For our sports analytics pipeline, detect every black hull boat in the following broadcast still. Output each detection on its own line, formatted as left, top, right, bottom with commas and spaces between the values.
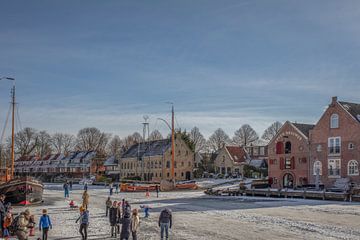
0, 176, 44, 205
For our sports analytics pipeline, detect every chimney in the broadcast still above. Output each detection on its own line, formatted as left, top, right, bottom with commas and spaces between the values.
332, 96, 338, 104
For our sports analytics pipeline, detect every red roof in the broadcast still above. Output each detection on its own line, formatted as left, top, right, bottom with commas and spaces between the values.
225, 146, 248, 163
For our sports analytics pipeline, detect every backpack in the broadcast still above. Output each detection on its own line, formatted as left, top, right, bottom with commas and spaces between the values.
8, 214, 20, 235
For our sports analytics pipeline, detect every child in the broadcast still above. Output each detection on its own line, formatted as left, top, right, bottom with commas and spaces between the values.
105, 197, 112, 217
29, 214, 36, 236
39, 209, 52, 240
3, 212, 12, 239
76, 206, 89, 240
131, 209, 140, 240
140, 205, 151, 218
69, 200, 78, 209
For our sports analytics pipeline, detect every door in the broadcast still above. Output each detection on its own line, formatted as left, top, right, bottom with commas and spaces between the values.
283, 173, 294, 188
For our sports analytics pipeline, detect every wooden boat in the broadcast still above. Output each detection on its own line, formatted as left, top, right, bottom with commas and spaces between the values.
121, 183, 157, 192
0, 80, 44, 205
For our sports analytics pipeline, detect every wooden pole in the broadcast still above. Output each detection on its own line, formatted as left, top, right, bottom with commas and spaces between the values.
11, 85, 15, 179
171, 105, 175, 186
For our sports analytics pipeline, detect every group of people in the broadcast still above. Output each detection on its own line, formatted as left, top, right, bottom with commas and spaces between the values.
105, 196, 172, 240
0, 193, 52, 240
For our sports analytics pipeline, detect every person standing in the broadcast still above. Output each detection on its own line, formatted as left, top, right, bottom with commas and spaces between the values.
155, 185, 160, 198
69, 181, 73, 191
158, 208, 172, 240
109, 182, 113, 196
84, 182, 88, 191
145, 188, 150, 198
115, 183, 119, 194
76, 207, 89, 240
63, 182, 70, 198
130, 209, 140, 240
120, 207, 131, 240
3, 212, 12, 239
82, 190, 89, 210
15, 209, 32, 240
39, 209, 52, 240
0, 194, 6, 237
105, 197, 112, 217
121, 199, 126, 218
109, 201, 118, 237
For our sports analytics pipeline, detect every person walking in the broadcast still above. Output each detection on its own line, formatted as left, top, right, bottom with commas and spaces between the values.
115, 183, 119, 194
0, 194, 6, 237
109, 182, 113, 196
84, 182, 88, 191
15, 209, 32, 240
109, 201, 118, 237
63, 182, 70, 198
39, 209, 52, 240
105, 197, 112, 217
76, 206, 89, 240
116, 201, 122, 235
82, 190, 89, 210
130, 209, 140, 240
158, 208, 172, 240
120, 207, 131, 240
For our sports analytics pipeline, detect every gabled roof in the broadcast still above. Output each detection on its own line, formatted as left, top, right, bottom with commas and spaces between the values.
247, 159, 268, 169
104, 156, 118, 166
291, 123, 315, 138
225, 146, 248, 163
121, 139, 171, 159
339, 101, 360, 123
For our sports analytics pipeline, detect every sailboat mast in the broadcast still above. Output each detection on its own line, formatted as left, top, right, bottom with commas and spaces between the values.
11, 84, 15, 179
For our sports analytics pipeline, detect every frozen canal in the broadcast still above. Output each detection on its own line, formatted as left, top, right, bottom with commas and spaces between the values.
13, 184, 360, 240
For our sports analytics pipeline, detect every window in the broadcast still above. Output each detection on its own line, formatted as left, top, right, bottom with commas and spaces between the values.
167, 172, 170, 177
328, 137, 341, 154
174, 161, 177, 168
276, 142, 284, 154
316, 145, 322, 152
166, 161, 170, 168
348, 143, 354, 150
313, 161, 322, 175
330, 114, 339, 128
285, 141, 292, 154
181, 172, 184, 177
285, 158, 292, 169
328, 159, 341, 176
348, 160, 359, 176
181, 162, 184, 167
259, 147, 265, 156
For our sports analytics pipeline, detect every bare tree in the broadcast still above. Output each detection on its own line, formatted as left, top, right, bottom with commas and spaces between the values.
132, 132, 143, 143
76, 127, 110, 154
51, 133, 75, 155
149, 130, 163, 141
233, 124, 259, 146
35, 130, 52, 157
262, 121, 283, 142
207, 128, 231, 152
14, 127, 38, 157
190, 127, 206, 153
107, 135, 124, 157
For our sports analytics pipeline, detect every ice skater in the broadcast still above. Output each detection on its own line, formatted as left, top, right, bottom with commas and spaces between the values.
39, 209, 52, 240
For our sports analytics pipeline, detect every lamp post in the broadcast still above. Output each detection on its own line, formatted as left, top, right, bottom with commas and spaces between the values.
0, 77, 15, 181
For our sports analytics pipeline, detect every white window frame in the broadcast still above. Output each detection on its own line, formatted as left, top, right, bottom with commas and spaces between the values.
348, 160, 359, 176
348, 143, 354, 150
328, 159, 341, 177
328, 137, 341, 155
313, 161, 322, 175
330, 114, 339, 128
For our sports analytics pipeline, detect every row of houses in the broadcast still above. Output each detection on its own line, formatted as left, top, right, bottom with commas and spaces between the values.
269, 96, 360, 189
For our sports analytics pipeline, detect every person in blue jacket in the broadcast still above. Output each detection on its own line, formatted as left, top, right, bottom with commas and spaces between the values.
39, 209, 52, 240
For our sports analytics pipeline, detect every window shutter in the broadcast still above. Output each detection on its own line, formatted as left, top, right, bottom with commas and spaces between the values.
280, 157, 284, 170
291, 157, 295, 169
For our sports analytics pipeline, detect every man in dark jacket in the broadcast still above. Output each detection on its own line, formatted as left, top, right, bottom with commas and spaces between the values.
0, 194, 5, 237
120, 208, 131, 240
158, 208, 172, 240
109, 201, 118, 237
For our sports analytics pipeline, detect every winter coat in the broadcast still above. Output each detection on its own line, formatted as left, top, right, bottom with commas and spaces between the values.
82, 192, 89, 206
109, 207, 118, 226
39, 214, 52, 230
76, 211, 89, 225
159, 209, 172, 228
18, 213, 30, 232
131, 215, 140, 233
106, 199, 112, 208
120, 216, 131, 239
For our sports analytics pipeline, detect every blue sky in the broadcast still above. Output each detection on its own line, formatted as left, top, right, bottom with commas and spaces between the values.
0, 0, 360, 138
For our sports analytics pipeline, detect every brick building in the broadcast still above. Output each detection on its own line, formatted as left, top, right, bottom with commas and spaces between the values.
268, 121, 314, 188
119, 137, 194, 182
310, 97, 360, 187
214, 146, 249, 177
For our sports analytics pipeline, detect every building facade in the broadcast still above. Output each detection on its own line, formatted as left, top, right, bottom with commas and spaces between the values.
119, 137, 195, 182
214, 146, 249, 177
310, 97, 360, 187
268, 121, 314, 188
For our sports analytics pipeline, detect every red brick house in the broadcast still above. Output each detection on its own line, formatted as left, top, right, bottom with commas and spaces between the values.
310, 97, 360, 188
268, 121, 314, 188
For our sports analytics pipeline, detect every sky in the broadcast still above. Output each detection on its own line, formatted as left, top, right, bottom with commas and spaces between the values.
0, 0, 360, 139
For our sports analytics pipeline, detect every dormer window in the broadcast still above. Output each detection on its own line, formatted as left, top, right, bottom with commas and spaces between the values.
330, 114, 339, 128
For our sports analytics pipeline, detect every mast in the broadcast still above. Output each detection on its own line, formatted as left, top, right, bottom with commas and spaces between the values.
11, 84, 15, 179
171, 104, 175, 184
